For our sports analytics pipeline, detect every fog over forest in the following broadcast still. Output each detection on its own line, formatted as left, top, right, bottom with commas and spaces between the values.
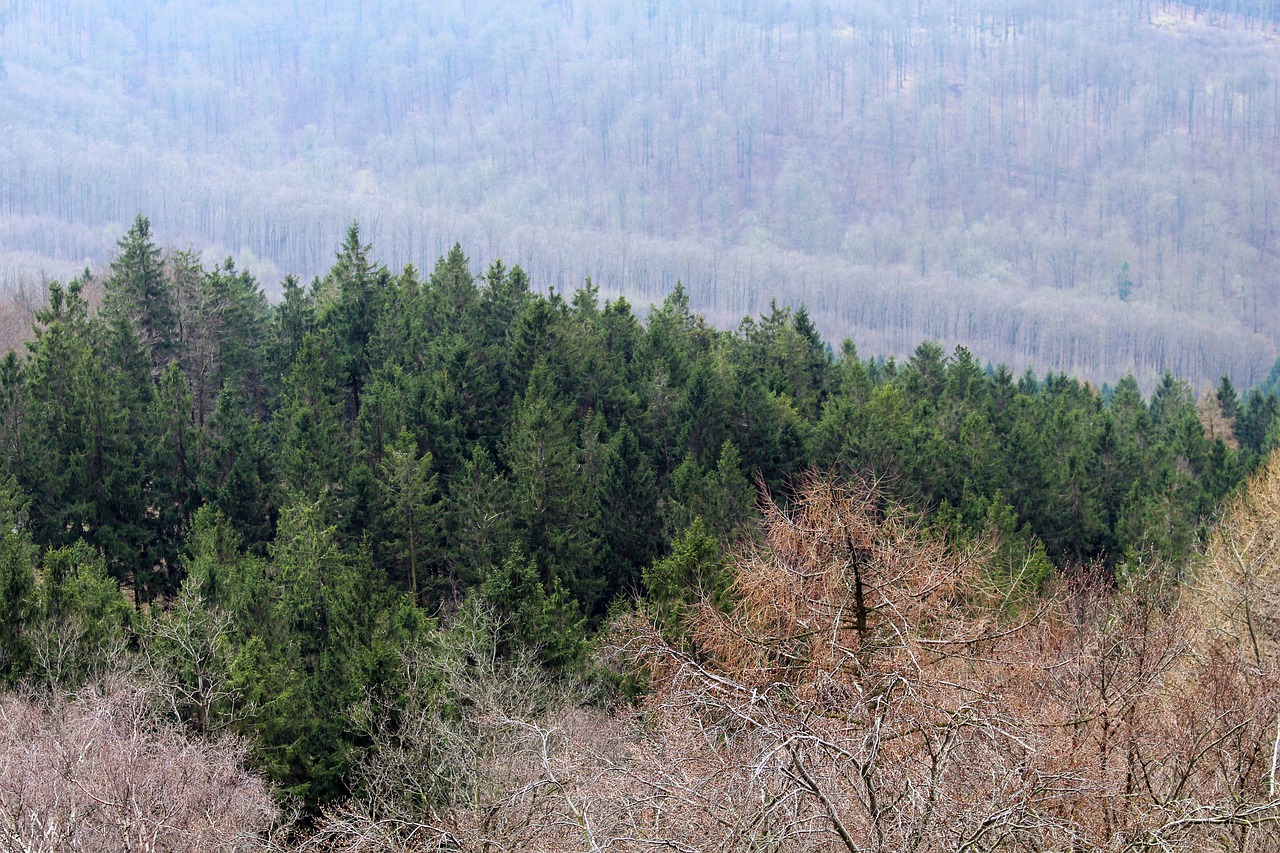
12, 3, 1280, 847
2, 0, 1280, 386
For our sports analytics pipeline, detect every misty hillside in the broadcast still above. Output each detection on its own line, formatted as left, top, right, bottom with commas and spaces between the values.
1, 215, 1280, 847
2, 0, 1280, 386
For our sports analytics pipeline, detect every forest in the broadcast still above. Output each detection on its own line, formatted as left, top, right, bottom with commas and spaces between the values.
5, 0, 1280, 387
2, 220, 1280, 849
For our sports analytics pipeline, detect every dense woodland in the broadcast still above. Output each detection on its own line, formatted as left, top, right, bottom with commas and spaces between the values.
1, 221, 1280, 849
5, 0, 1280, 386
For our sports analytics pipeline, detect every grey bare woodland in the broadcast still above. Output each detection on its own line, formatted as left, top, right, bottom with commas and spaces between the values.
3, 0, 1280, 385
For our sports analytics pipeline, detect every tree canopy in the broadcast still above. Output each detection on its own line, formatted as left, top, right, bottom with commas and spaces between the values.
0, 223, 1275, 830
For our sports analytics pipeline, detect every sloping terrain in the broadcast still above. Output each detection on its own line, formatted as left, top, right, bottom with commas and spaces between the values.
1, 0, 1279, 386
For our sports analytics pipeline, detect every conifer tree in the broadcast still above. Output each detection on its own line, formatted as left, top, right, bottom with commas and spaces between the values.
642, 517, 729, 639
365, 265, 422, 372
445, 445, 513, 591
145, 364, 198, 592
104, 215, 177, 373
269, 273, 314, 389
354, 367, 408, 463
266, 498, 364, 802
22, 277, 148, 597
198, 386, 275, 548
187, 259, 269, 420
594, 424, 660, 607
169, 248, 204, 369
319, 223, 385, 419
274, 332, 350, 503
502, 362, 598, 607
263, 496, 406, 805
480, 547, 587, 669
34, 542, 132, 685
0, 481, 37, 684
377, 429, 440, 601
424, 243, 478, 333
480, 261, 530, 413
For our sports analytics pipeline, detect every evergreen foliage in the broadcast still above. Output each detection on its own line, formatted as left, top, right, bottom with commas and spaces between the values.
0, 223, 1276, 814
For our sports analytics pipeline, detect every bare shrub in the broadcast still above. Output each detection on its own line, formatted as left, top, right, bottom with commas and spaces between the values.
0, 679, 277, 853
304, 599, 608, 852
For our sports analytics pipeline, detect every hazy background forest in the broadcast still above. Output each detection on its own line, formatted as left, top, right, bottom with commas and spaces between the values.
10, 2, 1280, 845
2, 0, 1280, 387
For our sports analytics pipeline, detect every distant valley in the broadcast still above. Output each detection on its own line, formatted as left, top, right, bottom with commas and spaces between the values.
2, 0, 1279, 387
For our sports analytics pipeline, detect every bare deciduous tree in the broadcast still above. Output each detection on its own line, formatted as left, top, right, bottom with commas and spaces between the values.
0, 679, 278, 853
145, 581, 245, 735
302, 472, 1280, 852
305, 599, 606, 852
1197, 450, 1280, 666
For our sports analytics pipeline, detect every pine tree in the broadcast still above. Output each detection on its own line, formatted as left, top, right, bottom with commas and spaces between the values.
145, 364, 199, 593
594, 424, 660, 608
502, 363, 598, 607
0, 481, 37, 684
377, 429, 440, 601
105, 215, 177, 373
675, 357, 732, 466
366, 265, 423, 372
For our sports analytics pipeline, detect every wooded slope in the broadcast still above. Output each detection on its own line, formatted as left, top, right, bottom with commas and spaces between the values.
0, 220, 1273, 812
3, 0, 1280, 385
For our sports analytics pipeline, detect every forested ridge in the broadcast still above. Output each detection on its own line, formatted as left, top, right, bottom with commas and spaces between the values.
5, 0, 1280, 386
1, 220, 1280, 849
2, 217, 1272, 617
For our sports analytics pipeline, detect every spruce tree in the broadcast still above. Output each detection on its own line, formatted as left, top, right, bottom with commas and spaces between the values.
274, 332, 350, 503
0, 481, 37, 684
377, 429, 440, 601
480, 547, 587, 669
22, 277, 149, 597
445, 445, 513, 591
319, 223, 385, 419
594, 424, 660, 607
502, 363, 598, 607
198, 386, 275, 548
269, 273, 314, 390
145, 364, 199, 593
105, 215, 177, 372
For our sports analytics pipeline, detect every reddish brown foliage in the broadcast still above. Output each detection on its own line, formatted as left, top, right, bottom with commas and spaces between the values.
311, 472, 1280, 852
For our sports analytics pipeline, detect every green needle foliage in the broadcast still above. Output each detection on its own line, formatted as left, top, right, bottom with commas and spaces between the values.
0, 222, 1275, 813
